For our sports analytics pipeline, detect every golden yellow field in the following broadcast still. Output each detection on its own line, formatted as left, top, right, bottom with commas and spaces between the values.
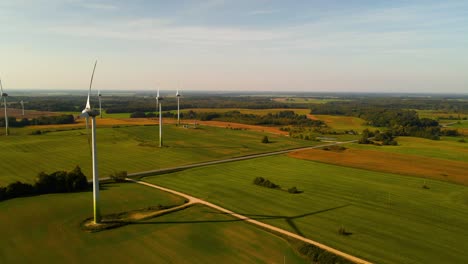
289, 147, 468, 185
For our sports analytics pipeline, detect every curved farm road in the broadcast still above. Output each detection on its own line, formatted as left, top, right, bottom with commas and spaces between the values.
127, 178, 372, 264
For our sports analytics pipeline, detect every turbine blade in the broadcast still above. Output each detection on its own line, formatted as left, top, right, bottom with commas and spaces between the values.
86, 60, 98, 110
0, 78, 3, 94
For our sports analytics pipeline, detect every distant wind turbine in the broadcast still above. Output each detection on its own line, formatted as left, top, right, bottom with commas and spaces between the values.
156, 88, 163, 147
20, 100, 25, 116
81, 60, 102, 224
176, 87, 181, 126
0, 78, 9, 136
97, 88, 102, 118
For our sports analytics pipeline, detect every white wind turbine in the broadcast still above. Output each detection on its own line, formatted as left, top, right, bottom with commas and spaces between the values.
176, 87, 181, 126
81, 60, 102, 224
20, 100, 25, 116
156, 88, 163, 147
0, 78, 9, 136
98, 88, 102, 118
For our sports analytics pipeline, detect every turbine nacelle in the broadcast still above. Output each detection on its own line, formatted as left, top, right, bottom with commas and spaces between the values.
1, 93, 7, 97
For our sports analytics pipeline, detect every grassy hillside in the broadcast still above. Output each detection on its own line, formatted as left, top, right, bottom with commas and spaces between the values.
0, 125, 313, 185
144, 156, 468, 264
0, 183, 305, 263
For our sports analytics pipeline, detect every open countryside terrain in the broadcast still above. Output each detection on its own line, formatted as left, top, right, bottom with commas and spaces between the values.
289, 144, 468, 185
351, 136, 468, 162
0, 182, 305, 263
144, 155, 468, 264
0, 124, 314, 185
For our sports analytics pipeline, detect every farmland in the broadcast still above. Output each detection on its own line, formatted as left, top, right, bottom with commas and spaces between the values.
289, 145, 468, 185
0, 124, 313, 185
144, 155, 468, 264
351, 136, 468, 162
0, 182, 305, 263
308, 114, 376, 132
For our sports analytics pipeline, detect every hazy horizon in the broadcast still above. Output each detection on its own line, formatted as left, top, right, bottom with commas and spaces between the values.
1, 1, 467, 93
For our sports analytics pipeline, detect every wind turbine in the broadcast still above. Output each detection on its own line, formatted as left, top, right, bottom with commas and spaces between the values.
0, 78, 9, 136
176, 87, 181, 126
97, 88, 102, 118
81, 60, 101, 224
20, 100, 25, 116
156, 88, 163, 147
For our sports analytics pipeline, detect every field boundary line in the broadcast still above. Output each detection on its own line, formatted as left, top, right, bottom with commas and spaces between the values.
126, 140, 357, 178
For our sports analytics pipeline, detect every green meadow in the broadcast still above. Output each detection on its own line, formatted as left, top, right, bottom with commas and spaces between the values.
351, 136, 468, 162
0, 183, 305, 263
0, 125, 313, 185
144, 155, 468, 264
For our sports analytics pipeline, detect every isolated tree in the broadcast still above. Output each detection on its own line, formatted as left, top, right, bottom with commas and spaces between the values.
262, 136, 270, 143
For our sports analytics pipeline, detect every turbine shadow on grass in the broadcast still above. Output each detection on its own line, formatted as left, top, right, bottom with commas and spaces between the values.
133, 204, 351, 237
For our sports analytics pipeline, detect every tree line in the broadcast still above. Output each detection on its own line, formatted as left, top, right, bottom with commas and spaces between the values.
0, 166, 88, 202
0, 115, 75, 127
310, 103, 446, 140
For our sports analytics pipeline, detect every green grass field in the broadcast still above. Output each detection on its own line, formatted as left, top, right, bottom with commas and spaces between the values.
309, 115, 377, 132
416, 109, 468, 120
351, 136, 468, 162
0, 125, 313, 185
0, 183, 305, 263
144, 155, 468, 264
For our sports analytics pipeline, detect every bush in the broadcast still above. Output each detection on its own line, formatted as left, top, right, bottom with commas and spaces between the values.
288, 186, 302, 194
110, 171, 128, 183
0, 186, 6, 201
253, 177, 279, 189
130, 111, 147, 118
261, 136, 270, 143
6, 181, 35, 198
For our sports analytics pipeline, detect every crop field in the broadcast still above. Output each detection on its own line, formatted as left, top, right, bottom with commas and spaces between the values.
0, 124, 313, 185
0, 183, 304, 263
144, 155, 468, 264
351, 136, 468, 162
288, 146, 468, 185
416, 109, 468, 120
308, 114, 376, 132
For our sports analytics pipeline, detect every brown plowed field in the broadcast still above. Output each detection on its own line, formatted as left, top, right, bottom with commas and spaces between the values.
289, 148, 468, 185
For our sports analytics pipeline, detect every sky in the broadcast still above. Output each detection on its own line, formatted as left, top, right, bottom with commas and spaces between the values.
0, 0, 467, 93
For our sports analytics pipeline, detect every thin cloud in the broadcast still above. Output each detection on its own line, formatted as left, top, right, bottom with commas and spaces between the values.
249, 9, 278, 15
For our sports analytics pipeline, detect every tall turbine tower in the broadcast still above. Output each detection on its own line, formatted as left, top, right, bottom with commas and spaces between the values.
176, 87, 181, 126
81, 61, 101, 224
20, 100, 25, 116
156, 88, 163, 147
98, 88, 102, 118
0, 78, 9, 136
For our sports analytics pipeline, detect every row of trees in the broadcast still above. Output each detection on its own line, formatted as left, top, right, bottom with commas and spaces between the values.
0, 115, 75, 128
0, 166, 88, 201
186, 110, 325, 126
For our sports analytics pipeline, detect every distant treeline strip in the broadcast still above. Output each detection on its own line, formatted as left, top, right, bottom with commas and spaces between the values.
0, 114, 75, 127
132, 110, 326, 127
